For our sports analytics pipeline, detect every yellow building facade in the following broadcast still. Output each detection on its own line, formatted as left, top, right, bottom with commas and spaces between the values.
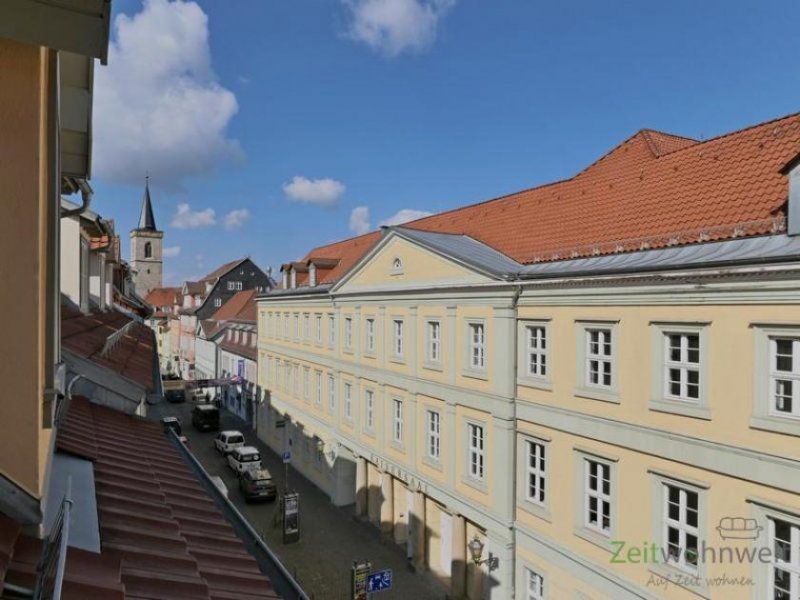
258, 116, 800, 599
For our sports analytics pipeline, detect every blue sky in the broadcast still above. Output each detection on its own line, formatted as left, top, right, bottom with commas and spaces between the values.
90, 0, 800, 285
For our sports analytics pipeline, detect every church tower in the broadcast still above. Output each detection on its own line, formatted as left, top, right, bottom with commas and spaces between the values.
130, 177, 163, 295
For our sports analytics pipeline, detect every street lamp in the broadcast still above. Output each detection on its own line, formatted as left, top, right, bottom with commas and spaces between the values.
468, 536, 499, 571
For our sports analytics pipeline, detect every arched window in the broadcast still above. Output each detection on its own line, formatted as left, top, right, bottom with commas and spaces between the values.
391, 256, 403, 274
144, 241, 152, 258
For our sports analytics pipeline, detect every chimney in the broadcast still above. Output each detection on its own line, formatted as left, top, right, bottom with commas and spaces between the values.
308, 263, 317, 287
788, 159, 800, 236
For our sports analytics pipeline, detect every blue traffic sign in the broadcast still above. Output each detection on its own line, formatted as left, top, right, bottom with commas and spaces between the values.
281, 451, 291, 463
366, 569, 392, 593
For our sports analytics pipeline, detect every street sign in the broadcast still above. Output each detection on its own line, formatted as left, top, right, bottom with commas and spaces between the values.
282, 491, 300, 544
366, 569, 393, 593
281, 450, 291, 463
351, 560, 371, 600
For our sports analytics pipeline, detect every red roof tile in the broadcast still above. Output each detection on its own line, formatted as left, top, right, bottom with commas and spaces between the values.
61, 302, 157, 392
210, 290, 257, 322
283, 113, 800, 282
145, 287, 182, 310
54, 397, 280, 599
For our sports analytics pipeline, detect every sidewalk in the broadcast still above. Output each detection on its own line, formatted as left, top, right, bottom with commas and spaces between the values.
151, 400, 448, 600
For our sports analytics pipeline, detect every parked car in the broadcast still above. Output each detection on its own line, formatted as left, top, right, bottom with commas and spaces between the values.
227, 446, 261, 475
214, 430, 245, 455
210, 475, 228, 498
164, 388, 185, 403
161, 417, 181, 435
191, 404, 219, 432
239, 468, 277, 502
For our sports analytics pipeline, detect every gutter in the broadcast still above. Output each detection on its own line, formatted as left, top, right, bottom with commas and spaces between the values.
60, 179, 93, 219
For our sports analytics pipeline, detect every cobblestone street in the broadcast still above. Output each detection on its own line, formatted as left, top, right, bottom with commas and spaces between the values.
151, 400, 448, 600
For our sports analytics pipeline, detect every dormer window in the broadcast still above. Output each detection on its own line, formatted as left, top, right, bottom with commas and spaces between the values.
391, 256, 403, 275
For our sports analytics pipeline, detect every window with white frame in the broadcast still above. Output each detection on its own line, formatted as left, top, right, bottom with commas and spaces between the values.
526, 325, 547, 378
525, 568, 544, 600
236, 281, 243, 290
365, 318, 375, 353
294, 314, 300, 339
427, 321, 441, 363
584, 459, 611, 535
227, 281, 235, 290
426, 410, 440, 460
303, 314, 310, 340
586, 328, 613, 388
664, 333, 700, 402
283, 313, 289, 339
315, 371, 322, 405
469, 323, 485, 370
328, 315, 335, 346
344, 317, 353, 350
303, 367, 309, 400
391, 398, 403, 443
662, 483, 700, 572
292, 364, 298, 395
393, 319, 404, 358
315, 314, 322, 343
344, 383, 352, 419
214, 297, 222, 307
526, 440, 546, 506
769, 516, 800, 600
467, 423, 485, 480
328, 374, 336, 410
771, 337, 800, 419
365, 390, 374, 431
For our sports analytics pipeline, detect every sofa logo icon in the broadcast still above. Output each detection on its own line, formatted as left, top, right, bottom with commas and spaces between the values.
716, 517, 763, 540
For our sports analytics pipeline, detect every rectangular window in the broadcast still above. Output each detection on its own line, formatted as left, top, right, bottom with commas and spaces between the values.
527, 326, 547, 378
365, 390, 374, 430
469, 323, 485, 370
663, 483, 700, 572
283, 313, 289, 339
467, 423, 485, 480
328, 315, 335, 347
328, 375, 336, 410
771, 337, 800, 418
769, 516, 800, 600
584, 459, 611, 535
294, 314, 300, 339
227, 281, 235, 290
345, 317, 353, 350
664, 333, 700, 402
586, 328, 612, 388
365, 318, 375, 353
526, 441, 546, 506
315, 371, 322, 405
525, 569, 544, 600
292, 364, 298, 395
303, 314, 310, 340
392, 398, 403, 443
427, 321, 441, 363
315, 315, 322, 343
303, 367, 309, 400
344, 383, 352, 419
236, 281, 243, 290
427, 410, 440, 460
393, 320, 404, 358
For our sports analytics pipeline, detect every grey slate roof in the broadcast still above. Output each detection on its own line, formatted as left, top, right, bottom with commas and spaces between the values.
392, 227, 523, 278
137, 179, 157, 231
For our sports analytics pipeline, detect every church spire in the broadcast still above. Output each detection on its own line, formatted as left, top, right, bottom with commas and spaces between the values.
138, 175, 157, 231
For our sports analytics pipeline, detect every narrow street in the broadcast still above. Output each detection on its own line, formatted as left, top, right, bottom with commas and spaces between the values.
150, 399, 448, 600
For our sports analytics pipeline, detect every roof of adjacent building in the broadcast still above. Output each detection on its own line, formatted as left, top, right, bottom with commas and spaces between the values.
210, 290, 257, 323
61, 300, 157, 392
47, 396, 280, 599
202, 258, 249, 283
144, 287, 182, 311
273, 112, 800, 292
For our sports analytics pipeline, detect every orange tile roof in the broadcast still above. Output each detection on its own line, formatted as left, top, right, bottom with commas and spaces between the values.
210, 289, 257, 322
144, 287, 182, 309
284, 113, 800, 282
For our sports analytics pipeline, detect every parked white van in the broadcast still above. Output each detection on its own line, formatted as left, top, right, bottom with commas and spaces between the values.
227, 446, 261, 474
214, 430, 245, 455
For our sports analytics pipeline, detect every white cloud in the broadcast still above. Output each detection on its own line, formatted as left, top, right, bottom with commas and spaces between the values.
349, 206, 371, 235
342, 0, 456, 56
171, 203, 216, 229
378, 208, 432, 227
224, 208, 251, 230
93, 0, 241, 189
283, 176, 346, 207
162, 245, 182, 258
